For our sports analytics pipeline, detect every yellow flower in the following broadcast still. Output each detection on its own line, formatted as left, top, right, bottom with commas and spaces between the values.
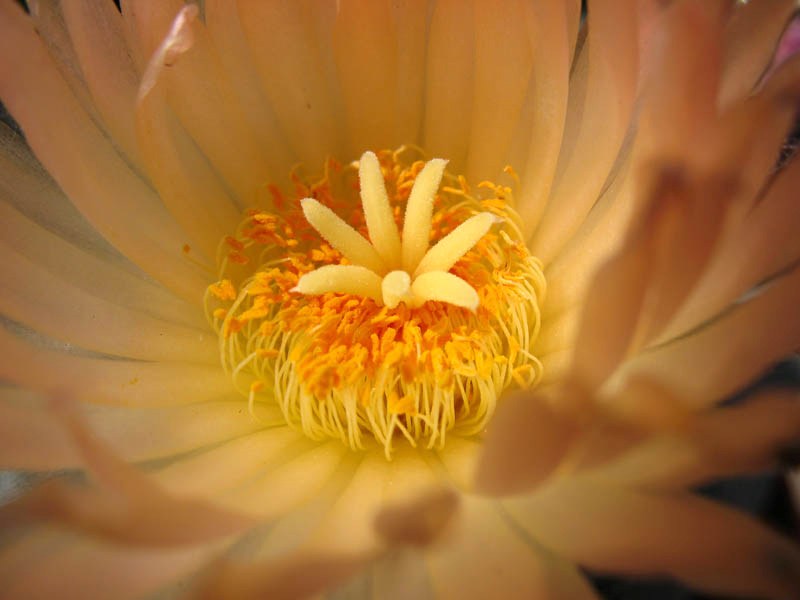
1, 1, 800, 598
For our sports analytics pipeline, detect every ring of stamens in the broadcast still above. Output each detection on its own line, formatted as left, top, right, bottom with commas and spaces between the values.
205, 147, 546, 458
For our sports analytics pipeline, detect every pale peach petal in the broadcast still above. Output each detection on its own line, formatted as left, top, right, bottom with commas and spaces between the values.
539, 154, 636, 322
0, 327, 233, 408
84, 401, 276, 463
136, 6, 243, 259
626, 170, 731, 348
25, 0, 104, 127
204, 0, 296, 184
119, 0, 185, 70
309, 449, 441, 554
593, 390, 800, 490
374, 485, 459, 548
218, 441, 349, 518
530, 0, 639, 263
538, 349, 572, 387
464, 0, 533, 183
619, 263, 800, 408
187, 548, 380, 600
237, 0, 343, 168
306, 452, 394, 554
514, 1, 571, 230
190, 487, 458, 600
548, 56, 800, 334
61, 0, 143, 167
719, 0, 798, 107
0, 529, 222, 600
141, 6, 275, 211
0, 174, 206, 332
564, 0, 582, 66
0, 400, 253, 546
333, 0, 401, 156
0, 388, 80, 470
567, 183, 671, 389
533, 306, 578, 357
0, 239, 216, 363
474, 390, 581, 496
391, 0, 428, 149
426, 496, 600, 599
152, 428, 308, 498
0, 3, 208, 302
635, 1, 726, 163
337, 548, 433, 600
422, 0, 475, 173
505, 478, 800, 599
662, 149, 800, 341
435, 436, 482, 491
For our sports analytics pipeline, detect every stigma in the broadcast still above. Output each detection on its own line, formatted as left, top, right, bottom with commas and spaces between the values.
205, 148, 546, 458
292, 152, 498, 312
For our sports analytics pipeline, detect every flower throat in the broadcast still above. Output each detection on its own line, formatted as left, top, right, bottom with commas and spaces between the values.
205, 148, 546, 458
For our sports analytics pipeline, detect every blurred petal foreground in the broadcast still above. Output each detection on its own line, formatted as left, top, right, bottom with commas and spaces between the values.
2, 1, 800, 598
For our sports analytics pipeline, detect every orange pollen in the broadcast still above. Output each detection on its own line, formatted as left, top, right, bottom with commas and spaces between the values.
205, 147, 546, 458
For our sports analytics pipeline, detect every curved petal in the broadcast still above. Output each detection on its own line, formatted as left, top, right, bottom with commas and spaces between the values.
0, 529, 222, 600
236, 0, 343, 168
140, 6, 273, 211
216, 441, 350, 519
530, 0, 639, 263
719, 0, 798, 107
661, 150, 800, 341
593, 389, 800, 490
0, 327, 233, 408
618, 263, 800, 408
61, 0, 143, 167
135, 6, 241, 259
84, 401, 276, 463
0, 164, 206, 331
464, 0, 533, 183
0, 3, 208, 302
0, 400, 254, 546
0, 388, 80, 470
333, 0, 401, 156
0, 239, 217, 363
152, 428, 309, 498
426, 496, 600, 599
515, 1, 572, 230
505, 478, 800, 599
422, 0, 475, 173
204, 0, 295, 185
475, 390, 581, 496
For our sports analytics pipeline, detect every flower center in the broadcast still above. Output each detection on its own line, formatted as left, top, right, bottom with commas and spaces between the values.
205, 147, 546, 458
